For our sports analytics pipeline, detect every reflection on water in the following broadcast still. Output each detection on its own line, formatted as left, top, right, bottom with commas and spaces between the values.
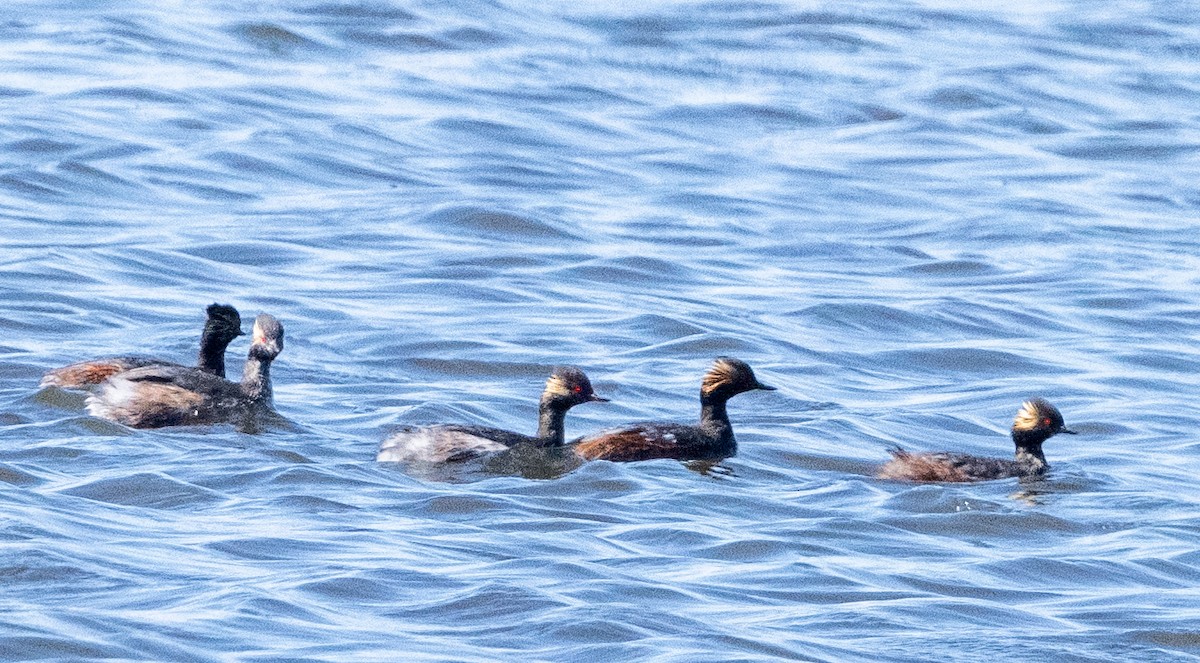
3, 0, 1200, 661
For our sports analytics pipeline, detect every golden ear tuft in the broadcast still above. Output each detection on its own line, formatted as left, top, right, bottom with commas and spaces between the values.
701, 358, 741, 395
1012, 400, 1042, 431
543, 372, 571, 397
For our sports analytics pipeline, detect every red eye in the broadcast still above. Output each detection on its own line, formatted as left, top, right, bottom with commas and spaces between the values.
1042, 418, 1052, 426
573, 385, 583, 393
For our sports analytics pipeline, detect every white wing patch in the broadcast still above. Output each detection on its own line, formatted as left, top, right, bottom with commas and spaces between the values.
377, 427, 507, 463
85, 375, 139, 419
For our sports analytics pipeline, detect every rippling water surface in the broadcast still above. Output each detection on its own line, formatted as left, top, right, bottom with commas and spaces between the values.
3, 1, 1200, 660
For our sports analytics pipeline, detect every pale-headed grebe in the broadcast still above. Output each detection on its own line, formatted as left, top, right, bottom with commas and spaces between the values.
85, 314, 283, 429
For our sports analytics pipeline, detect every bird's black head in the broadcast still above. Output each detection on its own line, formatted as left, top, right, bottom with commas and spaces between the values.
542, 366, 609, 409
204, 303, 244, 344
1011, 397, 1075, 447
700, 356, 776, 402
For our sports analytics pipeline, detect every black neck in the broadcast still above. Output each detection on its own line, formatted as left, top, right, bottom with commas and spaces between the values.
197, 331, 228, 377
536, 399, 569, 445
1012, 429, 1049, 471
700, 396, 729, 425
699, 392, 734, 444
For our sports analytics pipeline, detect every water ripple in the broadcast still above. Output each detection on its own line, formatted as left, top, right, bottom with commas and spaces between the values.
2, 0, 1200, 661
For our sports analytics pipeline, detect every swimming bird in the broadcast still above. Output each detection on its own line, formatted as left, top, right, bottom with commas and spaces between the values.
571, 357, 775, 462
85, 313, 283, 429
877, 398, 1076, 482
41, 303, 244, 388
378, 366, 608, 463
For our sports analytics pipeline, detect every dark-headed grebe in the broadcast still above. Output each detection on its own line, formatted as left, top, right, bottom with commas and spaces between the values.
377, 366, 608, 463
85, 314, 283, 429
571, 357, 775, 463
877, 398, 1076, 482
41, 304, 244, 389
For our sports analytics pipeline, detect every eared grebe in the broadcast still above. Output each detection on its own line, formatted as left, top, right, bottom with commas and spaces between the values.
41, 304, 244, 389
571, 357, 775, 463
377, 366, 608, 463
877, 398, 1076, 482
85, 314, 283, 429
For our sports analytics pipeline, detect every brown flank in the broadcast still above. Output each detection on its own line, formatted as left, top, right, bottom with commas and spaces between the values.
42, 361, 133, 388
575, 428, 680, 463
876, 449, 972, 482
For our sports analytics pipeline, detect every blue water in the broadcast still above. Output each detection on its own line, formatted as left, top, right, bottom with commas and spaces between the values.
3, 1, 1200, 660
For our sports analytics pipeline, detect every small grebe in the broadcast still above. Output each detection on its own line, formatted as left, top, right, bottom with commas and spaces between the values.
571, 357, 775, 463
377, 366, 607, 463
41, 303, 243, 388
877, 398, 1076, 482
85, 314, 283, 429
